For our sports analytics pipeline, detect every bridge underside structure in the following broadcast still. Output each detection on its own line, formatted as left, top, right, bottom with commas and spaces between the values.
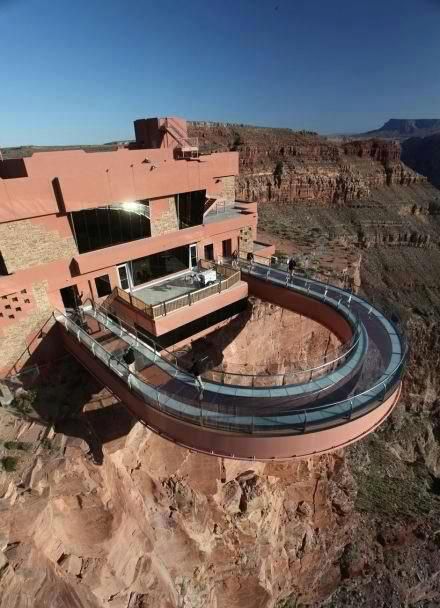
56, 261, 406, 461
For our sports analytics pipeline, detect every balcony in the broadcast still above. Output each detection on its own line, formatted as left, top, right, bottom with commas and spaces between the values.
203, 199, 257, 225
104, 261, 247, 336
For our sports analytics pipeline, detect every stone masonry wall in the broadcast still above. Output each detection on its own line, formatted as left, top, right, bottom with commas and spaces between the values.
0, 281, 54, 374
0, 219, 77, 273
150, 198, 179, 237
239, 226, 254, 254
221, 175, 236, 201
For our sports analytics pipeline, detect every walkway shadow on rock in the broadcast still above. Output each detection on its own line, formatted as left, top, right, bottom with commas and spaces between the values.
7, 357, 136, 466
55, 403, 136, 466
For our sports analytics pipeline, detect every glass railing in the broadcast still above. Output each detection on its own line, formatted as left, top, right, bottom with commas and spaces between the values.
89, 294, 365, 396
56, 301, 406, 437
204, 315, 363, 387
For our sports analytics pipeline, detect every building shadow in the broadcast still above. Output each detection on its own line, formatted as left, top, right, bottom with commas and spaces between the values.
7, 356, 136, 465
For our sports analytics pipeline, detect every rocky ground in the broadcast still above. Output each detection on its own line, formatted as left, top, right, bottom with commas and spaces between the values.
0, 361, 356, 608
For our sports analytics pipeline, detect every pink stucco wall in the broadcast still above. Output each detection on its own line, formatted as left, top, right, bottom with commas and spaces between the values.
0, 148, 239, 222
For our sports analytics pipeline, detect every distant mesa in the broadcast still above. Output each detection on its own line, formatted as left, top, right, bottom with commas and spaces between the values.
359, 118, 440, 140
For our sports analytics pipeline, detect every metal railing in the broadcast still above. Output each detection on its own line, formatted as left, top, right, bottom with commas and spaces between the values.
238, 251, 347, 284
204, 321, 363, 387
83, 301, 362, 405
55, 304, 406, 436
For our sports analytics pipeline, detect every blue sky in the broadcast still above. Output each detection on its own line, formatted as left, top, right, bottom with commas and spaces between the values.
2, 0, 440, 145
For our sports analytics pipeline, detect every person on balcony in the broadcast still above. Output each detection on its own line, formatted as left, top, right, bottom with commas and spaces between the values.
231, 249, 239, 268
246, 251, 254, 265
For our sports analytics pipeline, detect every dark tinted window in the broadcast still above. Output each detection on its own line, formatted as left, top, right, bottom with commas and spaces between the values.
95, 274, 112, 297
131, 245, 189, 286
204, 244, 214, 260
177, 190, 205, 228
0, 253, 8, 276
71, 202, 150, 254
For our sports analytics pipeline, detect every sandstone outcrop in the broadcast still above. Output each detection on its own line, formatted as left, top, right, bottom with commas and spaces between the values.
188, 122, 425, 205
0, 393, 356, 608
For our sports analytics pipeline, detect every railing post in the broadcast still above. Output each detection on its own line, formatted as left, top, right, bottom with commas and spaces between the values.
156, 388, 162, 411
381, 381, 387, 403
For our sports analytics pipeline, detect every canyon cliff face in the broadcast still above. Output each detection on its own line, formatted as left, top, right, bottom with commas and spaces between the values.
0, 383, 355, 608
188, 122, 425, 205
185, 297, 341, 385
402, 133, 440, 188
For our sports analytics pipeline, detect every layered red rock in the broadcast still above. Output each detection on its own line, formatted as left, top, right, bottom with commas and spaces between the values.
188, 122, 425, 204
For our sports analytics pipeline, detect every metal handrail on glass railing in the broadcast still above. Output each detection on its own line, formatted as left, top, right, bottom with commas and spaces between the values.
204, 315, 363, 387
81, 301, 364, 412
86, 267, 365, 392
92, 291, 363, 392
56, 308, 406, 438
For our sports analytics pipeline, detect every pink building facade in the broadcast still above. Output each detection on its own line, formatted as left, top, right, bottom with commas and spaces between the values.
0, 117, 273, 375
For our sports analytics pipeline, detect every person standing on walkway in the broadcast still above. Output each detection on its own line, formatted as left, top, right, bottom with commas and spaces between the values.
288, 257, 296, 281
123, 346, 136, 374
190, 357, 205, 400
231, 249, 239, 268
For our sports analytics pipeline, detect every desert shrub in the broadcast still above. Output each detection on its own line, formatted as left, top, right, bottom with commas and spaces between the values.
4, 441, 30, 451
1, 456, 17, 472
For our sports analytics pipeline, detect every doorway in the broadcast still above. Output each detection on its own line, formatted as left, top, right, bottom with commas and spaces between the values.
204, 243, 214, 261
189, 244, 197, 269
222, 238, 232, 258
60, 285, 81, 309
117, 264, 132, 291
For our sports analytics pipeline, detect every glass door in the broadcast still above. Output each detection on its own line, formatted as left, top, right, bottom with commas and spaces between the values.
117, 264, 131, 291
189, 243, 198, 269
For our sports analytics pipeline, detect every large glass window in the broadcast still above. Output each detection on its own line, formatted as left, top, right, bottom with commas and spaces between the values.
71, 201, 151, 254
176, 190, 205, 228
131, 245, 189, 287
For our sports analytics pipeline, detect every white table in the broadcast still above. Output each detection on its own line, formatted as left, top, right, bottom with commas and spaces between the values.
196, 269, 217, 287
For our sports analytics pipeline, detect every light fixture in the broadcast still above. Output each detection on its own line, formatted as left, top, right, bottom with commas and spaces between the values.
122, 201, 140, 212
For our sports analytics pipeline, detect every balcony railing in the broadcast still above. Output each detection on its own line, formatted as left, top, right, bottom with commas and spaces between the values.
105, 261, 241, 321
